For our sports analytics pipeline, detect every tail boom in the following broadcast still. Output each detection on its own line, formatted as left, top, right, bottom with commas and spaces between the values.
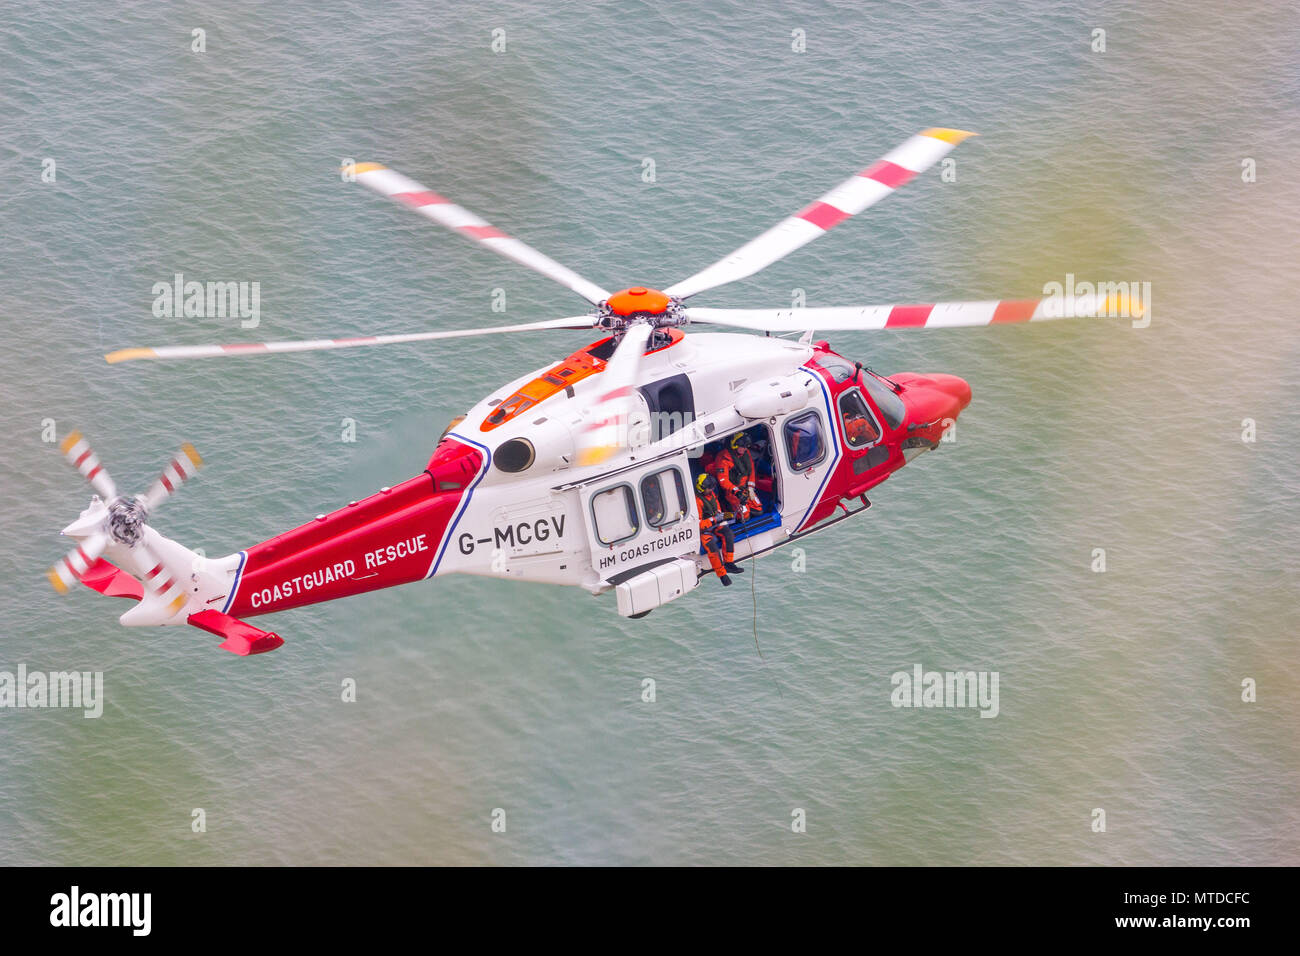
225, 440, 485, 617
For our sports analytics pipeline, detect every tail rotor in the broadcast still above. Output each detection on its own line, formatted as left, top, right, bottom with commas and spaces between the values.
47, 433, 203, 608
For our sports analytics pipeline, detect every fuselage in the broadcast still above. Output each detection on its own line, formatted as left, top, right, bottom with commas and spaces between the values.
212, 330, 971, 619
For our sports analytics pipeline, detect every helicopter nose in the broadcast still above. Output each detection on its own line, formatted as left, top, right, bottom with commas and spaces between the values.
892, 373, 972, 441
923, 373, 972, 410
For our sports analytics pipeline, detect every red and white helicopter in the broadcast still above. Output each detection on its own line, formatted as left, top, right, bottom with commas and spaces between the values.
50, 128, 1134, 653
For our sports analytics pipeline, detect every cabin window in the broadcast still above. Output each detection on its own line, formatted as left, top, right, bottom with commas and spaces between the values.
838, 390, 881, 448
639, 468, 688, 528
591, 484, 640, 545
783, 411, 827, 472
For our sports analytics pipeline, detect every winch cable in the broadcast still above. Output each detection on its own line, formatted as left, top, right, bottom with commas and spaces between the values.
748, 535, 782, 698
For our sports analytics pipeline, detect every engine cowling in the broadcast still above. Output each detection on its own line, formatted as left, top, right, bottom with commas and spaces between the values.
733, 374, 817, 419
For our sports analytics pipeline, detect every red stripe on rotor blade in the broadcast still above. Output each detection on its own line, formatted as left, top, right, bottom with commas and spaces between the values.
459, 225, 508, 240
991, 299, 1040, 323
85, 465, 102, 482
859, 160, 916, 189
885, 304, 935, 328
584, 413, 625, 431
392, 190, 449, 207
146, 564, 163, 578
75, 449, 92, 467
796, 201, 851, 231
160, 474, 175, 493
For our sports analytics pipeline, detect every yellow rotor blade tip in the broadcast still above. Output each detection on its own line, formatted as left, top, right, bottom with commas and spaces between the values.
105, 348, 156, 364
922, 128, 978, 144
577, 446, 615, 467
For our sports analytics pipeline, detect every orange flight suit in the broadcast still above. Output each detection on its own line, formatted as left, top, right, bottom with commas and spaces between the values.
696, 486, 735, 579
845, 415, 879, 445
716, 444, 764, 519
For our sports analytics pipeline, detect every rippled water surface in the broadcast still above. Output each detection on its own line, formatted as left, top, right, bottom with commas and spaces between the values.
1, 0, 1297, 865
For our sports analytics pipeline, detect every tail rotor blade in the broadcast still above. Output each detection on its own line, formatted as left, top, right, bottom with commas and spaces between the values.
47, 532, 109, 594
141, 444, 203, 512
135, 540, 191, 619
59, 431, 117, 500
575, 323, 654, 466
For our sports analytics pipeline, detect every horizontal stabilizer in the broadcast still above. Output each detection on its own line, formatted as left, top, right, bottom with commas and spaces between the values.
80, 559, 145, 600
188, 609, 285, 656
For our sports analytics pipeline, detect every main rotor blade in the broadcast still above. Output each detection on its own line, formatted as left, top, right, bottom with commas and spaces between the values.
575, 323, 654, 467
140, 444, 203, 513
47, 532, 109, 594
105, 315, 598, 364
59, 431, 118, 499
685, 291, 1147, 333
665, 128, 976, 300
345, 162, 611, 306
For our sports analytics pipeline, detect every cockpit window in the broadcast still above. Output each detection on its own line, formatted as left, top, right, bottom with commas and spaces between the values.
816, 354, 906, 431
860, 372, 906, 430
838, 390, 881, 447
815, 354, 856, 383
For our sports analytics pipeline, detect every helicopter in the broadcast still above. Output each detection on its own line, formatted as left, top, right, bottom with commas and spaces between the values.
49, 128, 1135, 653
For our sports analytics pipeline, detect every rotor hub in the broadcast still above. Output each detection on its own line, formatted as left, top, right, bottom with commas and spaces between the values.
107, 496, 148, 547
597, 287, 686, 332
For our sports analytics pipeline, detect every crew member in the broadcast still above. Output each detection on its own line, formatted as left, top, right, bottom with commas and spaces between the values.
696, 473, 743, 585
716, 432, 764, 521
844, 413, 879, 446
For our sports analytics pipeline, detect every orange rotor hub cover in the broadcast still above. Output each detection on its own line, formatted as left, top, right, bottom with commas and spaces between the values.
605, 286, 672, 316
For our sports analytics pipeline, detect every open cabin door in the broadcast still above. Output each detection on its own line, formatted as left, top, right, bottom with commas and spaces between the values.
580, 452, 700, 586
